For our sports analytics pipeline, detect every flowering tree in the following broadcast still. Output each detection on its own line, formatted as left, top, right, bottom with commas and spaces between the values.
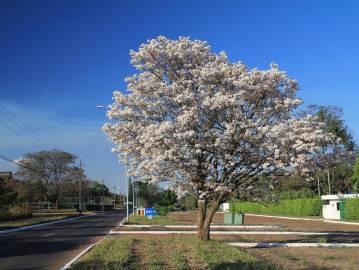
104, 36, 334, 240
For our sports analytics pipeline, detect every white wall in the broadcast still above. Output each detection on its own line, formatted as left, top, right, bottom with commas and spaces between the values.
222, 203, 230, 212
322, 200, 340, 220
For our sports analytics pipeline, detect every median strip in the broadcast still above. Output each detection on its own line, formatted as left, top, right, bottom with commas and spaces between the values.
110, 230, 359, 236
229, 242, 359, 248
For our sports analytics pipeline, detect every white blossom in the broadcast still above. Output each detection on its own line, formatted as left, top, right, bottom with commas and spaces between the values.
103, 36, 335, 203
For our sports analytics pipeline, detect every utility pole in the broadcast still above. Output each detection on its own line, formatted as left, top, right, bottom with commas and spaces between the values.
79, 161, 82, 215
126, 164, 129, 222
112, 186, 116, 210
101, 179, 105, 213
117, 176, 120, 208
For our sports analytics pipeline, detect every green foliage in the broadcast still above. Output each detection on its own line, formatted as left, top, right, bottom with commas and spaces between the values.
137, 182, 161, 208
278, 188, 316, 200
158, 189, 177, 206
86, 181, 109, 196
178, 193, 197, 210
344, 198, 359, 220
316, 106, 355, 151
352, 155, 359, 191
155, 189, 177, 216
157, 205, 175, 216
230, 198, 322, 217
0, 178, 17, 205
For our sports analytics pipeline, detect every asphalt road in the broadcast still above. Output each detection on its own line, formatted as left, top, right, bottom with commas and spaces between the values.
0, 210, 126, 270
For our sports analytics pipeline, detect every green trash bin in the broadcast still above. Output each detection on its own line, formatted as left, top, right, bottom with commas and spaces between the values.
224, 212, 244, 224
224, 212, 234, 224
233, 213, 244, 225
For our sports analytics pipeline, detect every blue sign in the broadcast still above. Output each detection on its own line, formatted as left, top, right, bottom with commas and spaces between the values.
144, 208, 159, 216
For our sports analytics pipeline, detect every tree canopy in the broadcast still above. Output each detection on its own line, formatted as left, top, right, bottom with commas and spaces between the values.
104, 36, 334, 240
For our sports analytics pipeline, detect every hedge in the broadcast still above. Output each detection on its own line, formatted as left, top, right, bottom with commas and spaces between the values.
230, 198, 322, 217
344, 198, 359, 220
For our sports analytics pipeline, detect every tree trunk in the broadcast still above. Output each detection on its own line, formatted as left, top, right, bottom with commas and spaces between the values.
197, 200, 206, 240
317, 175, 321, 196
197, 198, 222, 241
327, 169, 331, 195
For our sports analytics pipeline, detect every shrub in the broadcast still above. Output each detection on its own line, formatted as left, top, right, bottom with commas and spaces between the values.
157, 205, 174, 216
345, 198, 359, 220
0, 203, 32, 221
230, 198, 322, 217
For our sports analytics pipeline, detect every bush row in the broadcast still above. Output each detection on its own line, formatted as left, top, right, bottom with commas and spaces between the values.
230, 198, 322, 217
344, 198, 359, 220
0, 203, 32, 221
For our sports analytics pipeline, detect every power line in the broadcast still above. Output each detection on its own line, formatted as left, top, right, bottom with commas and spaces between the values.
0, 153, 35, 172
0, 104, 54, 150
0, 117, 41, 149
0, 104, 51, 149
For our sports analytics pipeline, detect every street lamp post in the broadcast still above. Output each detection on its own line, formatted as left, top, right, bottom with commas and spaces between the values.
126, 164, 129, 222
132, 178, 135, 214
97, 104, 130, 221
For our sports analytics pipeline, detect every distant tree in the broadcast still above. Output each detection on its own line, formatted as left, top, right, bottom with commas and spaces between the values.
304, 105, 357, 195
158, 189, 177, 207
352, 155, 359, 192
156, 189, 177, 215
15, 150, 77, 206
137, 182, 161, 208
104, 36, 334, 240
0, 176, 17, 205
178, 193, 197, 210
86, 180, 109, 196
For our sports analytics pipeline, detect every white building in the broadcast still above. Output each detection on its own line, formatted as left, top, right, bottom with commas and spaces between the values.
321, 194, 358, 220
220, 202, 230, 212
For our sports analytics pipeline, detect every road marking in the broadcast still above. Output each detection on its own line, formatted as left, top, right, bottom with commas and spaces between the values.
0, 214, 97, 236
229, 242, 359, 248
59, 244, 95, 270
43, 232, 55, 237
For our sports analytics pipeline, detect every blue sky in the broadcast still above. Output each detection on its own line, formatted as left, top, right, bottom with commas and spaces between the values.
0, 0, 358, 191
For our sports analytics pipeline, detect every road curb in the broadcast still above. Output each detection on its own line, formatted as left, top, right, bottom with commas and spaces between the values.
229, 242, 359, 248
109, 230, 359, 236
59, 244, 95, 270
59, 215, 127, 270
118, 224, 281, 229
0, 214, 97, 236
244, 213, 323, 221
323, 220, 359, 226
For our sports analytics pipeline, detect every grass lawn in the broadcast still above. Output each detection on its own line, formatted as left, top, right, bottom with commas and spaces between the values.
0, 211, 93, 231
247, 246, 359, 270
71, 235, 280, 270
